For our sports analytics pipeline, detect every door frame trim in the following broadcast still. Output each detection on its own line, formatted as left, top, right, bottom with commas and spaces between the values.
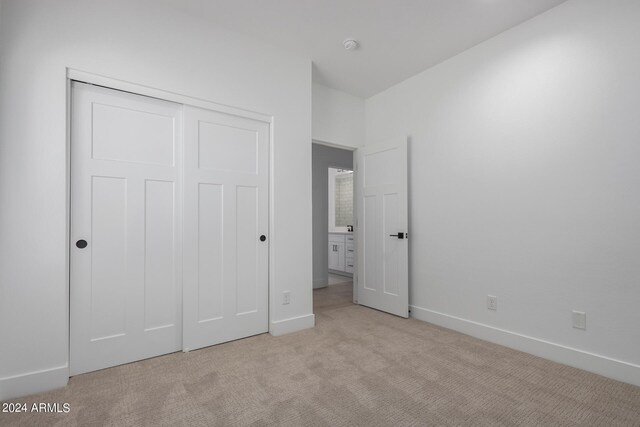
311, 140, 358, 303
67, 69, 272, 123
66, 68, 274, 378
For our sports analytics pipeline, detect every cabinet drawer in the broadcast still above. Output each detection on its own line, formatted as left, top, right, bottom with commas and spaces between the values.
329, 233, 345, 243
345, 263, 354, 273
346, 235, 354, 243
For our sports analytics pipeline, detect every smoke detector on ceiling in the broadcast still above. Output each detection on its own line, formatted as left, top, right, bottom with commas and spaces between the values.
343, 39, 359, 50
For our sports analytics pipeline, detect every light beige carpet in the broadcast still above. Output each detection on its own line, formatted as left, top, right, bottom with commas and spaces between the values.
2, 283, 640, 426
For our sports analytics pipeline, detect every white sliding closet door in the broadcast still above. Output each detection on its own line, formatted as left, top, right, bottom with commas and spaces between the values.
70, 82, 183, 375
182, 106, 269, 352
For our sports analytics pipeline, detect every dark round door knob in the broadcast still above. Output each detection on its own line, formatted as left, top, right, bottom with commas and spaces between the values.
76, 239, 88, 249
259, 235, 266, 242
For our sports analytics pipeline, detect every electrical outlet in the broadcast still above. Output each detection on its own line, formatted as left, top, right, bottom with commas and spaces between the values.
283, 291, 291, 305
572, 310, 586, 330
487, 295, 497, 311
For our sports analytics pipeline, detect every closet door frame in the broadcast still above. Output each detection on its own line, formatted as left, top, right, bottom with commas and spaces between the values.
65, 68, 274, 378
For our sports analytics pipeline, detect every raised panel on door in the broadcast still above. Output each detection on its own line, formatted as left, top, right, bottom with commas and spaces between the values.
90, 176, 127, 340
91, 103, 175, 166
197, 183, 224, 322
356, 138, 409, 318
362, 195, 380, 292
183, 105, 269, 352
144, 180, 178, 331
236, 185, 259, 315
70, 82, 182, 375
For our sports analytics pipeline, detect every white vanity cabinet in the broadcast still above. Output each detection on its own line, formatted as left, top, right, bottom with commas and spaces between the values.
345, 234, 355, 273
329, 233, 354, 275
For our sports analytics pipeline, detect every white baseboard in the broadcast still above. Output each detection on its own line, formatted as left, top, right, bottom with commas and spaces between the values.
410, 305, 640, 387
313, 279, 328, 289
328, 270, 353, 278
270, 314, 315, 337
0, 365, 68, 401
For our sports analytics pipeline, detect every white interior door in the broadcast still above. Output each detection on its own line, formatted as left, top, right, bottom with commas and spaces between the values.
182, 106, 269, 351
355, 138, 409, 317
70, 82, 183, 375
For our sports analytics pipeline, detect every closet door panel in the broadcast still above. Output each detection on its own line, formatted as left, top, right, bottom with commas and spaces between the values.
70, 82, 183, 375
183, 106, 269, 351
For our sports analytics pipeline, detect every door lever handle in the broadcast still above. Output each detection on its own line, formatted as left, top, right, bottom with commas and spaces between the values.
389, 232, 405, 239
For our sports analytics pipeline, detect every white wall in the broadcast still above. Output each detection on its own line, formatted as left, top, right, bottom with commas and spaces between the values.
328, 168, 339, 232
312, 82, 364, 148
366, 0, 640, 385
310, 83, 361, 288
0, 0, 312, 399
312, 144, 353, 288
328, 168, 341, 233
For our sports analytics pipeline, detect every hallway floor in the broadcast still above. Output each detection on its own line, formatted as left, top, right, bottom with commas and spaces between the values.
313, 276, 353, 314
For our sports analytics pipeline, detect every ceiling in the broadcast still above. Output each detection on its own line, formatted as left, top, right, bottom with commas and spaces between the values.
165, 0, 568, 98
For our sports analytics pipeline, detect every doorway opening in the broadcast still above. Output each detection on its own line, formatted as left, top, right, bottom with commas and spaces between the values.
313, 137, 410, 318
328, 168, 353, 271
311, 143, 356, 314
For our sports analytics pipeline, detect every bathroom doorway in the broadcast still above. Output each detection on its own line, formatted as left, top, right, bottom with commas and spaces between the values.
311, 143, 356, 313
